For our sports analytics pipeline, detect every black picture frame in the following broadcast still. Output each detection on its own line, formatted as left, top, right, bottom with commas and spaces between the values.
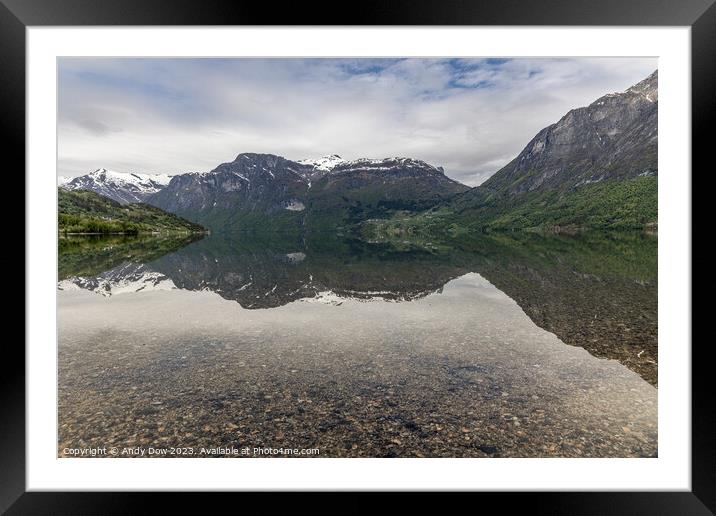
5, 0, 711, 511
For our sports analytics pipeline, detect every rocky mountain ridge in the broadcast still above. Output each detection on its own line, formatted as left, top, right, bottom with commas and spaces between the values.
481, 70, 657, 196
146, 153, 467, 231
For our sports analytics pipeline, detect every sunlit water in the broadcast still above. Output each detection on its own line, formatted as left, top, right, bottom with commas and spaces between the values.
57, 232, 657, 457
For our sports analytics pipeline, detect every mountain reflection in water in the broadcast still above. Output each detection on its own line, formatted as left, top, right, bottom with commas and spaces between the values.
59, 231, 657, 384
58, 231, 657, 457
61, 234, 469, 308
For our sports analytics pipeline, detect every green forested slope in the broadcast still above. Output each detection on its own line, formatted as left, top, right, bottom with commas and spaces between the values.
59, 188, 206, 234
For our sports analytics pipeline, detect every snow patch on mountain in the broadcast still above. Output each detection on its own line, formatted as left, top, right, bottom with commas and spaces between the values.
298, 154, 347, 171
330, 157, 446, 176
284, 199, 305, 211
61, 168, 175, 204
298, 155, 445, 177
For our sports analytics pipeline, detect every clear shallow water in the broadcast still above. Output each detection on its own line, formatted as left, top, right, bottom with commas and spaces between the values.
58, 232, 657, 457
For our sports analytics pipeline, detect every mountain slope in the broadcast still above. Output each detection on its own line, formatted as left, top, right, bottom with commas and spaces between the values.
148, 153, 468, 231
59, 188, 206, 234
147, 153, 312, 231
62, 168, 173, 204
481, 70, 657, 196
304, 157, 467, 229
410, 70, 658, 232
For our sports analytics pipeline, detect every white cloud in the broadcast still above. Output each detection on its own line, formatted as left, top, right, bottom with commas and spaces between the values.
58, 57, 657, 186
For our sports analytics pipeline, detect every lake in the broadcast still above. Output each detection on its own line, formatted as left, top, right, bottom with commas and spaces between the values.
57, 231, 657, 457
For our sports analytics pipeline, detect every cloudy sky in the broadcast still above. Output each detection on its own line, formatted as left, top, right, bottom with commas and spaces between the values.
58, 57, 656, 186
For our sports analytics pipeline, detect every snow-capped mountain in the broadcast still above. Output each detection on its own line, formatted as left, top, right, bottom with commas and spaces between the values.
147, 153, 468, 231
58, 175, 72, 186
61, 168, 174, 204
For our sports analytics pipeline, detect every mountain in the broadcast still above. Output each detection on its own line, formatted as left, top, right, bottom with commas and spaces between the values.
481, 70, 657, 195
305, 157, 465, 224
61, 168, 174, 204
147, 153, 468, 231
58, 188, 206, 234
371, 70, 658, 234
147, 153, 311, 231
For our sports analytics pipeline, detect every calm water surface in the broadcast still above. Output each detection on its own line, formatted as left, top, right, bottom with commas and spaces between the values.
57, 232, 657, 457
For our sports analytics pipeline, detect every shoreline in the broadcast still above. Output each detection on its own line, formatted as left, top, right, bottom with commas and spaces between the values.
59, 230, 209, 236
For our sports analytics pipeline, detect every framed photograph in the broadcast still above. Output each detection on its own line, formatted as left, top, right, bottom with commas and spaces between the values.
7, 0, 711, 510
